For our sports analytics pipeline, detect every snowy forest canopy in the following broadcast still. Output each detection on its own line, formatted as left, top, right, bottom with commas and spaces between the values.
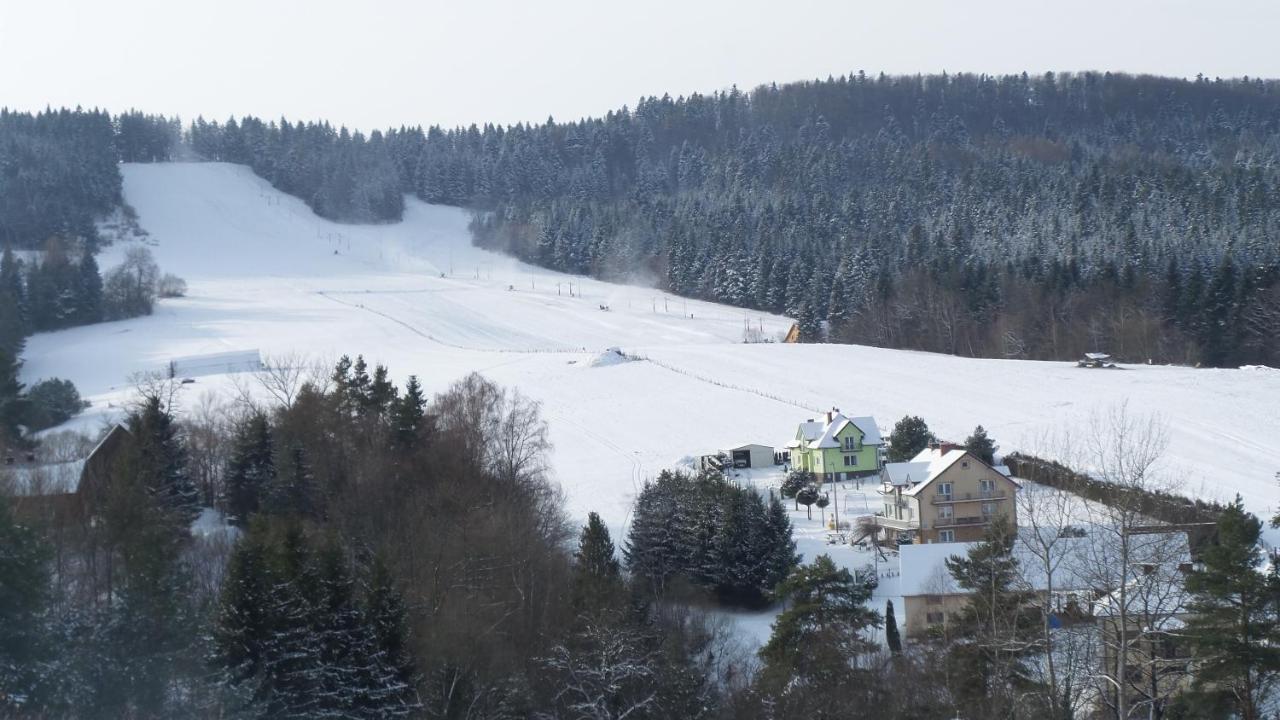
3, 71, 1279, 366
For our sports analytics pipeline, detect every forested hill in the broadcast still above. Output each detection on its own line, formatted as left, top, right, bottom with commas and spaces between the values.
4, 72, 1280, 367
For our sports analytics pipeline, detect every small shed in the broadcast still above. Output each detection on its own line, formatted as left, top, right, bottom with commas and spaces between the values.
783, 323, 801, 343
1078, 352, 1116, 369
729, 444, 775, 469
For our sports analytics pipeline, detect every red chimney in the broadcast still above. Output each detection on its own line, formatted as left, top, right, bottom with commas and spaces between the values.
939, 442, 959, 455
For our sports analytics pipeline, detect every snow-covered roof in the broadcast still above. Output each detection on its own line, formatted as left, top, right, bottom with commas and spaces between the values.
900, 449, 970, 496
1, 424, 130, 497
884, 461, 932, 487
1084, 352, 1112, 360
899, 528, 1193, 613
798, 411, 883, 450
899, 541, 974, 596
795, 420, 823, 443
848, 416, 883, 445
2, 459, 87, 496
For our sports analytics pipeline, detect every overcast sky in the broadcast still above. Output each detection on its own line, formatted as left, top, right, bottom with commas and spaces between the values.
2, 0, 1278, 131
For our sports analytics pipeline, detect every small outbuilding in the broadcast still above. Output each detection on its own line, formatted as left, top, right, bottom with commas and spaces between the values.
1078, 352, 1116, 368
729, 444, 775, 469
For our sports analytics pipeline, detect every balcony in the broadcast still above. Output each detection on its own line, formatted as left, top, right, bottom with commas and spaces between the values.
931, 490, 1006, 504
873, 512, 919, 530
932, 515, 991, 529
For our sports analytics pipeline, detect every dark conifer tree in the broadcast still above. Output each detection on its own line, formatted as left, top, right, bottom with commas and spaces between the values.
0, 494, 55, 713
885, 599, 902, 654
1183, 498, 1280, 719
126, 395, 200, 527
222, 411, 277, 527
267, 445, 321, 520
887, 415, 933, 462
572, 511, 622, 597
391, 375, 427, 449
964, 425, 998, 464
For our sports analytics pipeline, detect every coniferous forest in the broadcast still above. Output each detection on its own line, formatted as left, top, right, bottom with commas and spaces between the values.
4, 72, 1280, 369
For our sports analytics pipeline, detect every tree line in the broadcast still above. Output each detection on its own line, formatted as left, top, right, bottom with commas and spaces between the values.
0, 359, 760, 717
8, 72, 1280, 367
0, 244, 176, 441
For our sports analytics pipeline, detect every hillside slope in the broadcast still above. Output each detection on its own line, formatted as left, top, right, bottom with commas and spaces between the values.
22, 162, 1280, 534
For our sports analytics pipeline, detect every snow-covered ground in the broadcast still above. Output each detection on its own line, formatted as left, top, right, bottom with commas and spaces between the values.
22, 162, 1280, 549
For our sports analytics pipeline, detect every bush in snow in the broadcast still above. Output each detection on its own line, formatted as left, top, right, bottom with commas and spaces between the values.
157, 273, 187, 298
23, 377, 89, 431
103, 246, 160, 319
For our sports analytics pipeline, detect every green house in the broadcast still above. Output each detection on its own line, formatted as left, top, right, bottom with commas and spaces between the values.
786, 409, 883, 482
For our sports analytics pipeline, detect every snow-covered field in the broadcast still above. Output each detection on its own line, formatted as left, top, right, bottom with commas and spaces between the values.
22, 162, 1280, 546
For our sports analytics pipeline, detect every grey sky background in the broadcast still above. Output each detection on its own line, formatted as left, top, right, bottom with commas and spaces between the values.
2, 0, 1278, 131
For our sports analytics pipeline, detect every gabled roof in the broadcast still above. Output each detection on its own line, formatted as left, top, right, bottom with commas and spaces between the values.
899, 448, 970, 496
2, 424, 131, 497
900, 528, 1192, 603
793, 412, 883, 450
4, 459, 87, 496
884, 461, 931, 487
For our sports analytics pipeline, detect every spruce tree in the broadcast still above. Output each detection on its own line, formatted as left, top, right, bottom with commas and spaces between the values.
74, 249, 103, 325
363, 555, 418, 706
763, 495, 799, 594
944, 517, 1035, 715
885, 599, 902, 654
213, 527, 273, 708
391, 375, 426, 448
222, 412, 277, 527
0, 494, 54, 714
964, 425, 998, 464
887, 415, 933, 462
126, 395, 200, 528
267, 445, 321, 520
758, 555, 880, 707
1184, 498, 1280, 720
571, 512, 624, 612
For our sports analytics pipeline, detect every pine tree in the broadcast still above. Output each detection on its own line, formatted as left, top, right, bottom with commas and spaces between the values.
0, 494, 55, 714
758, 555, 880, 706
126, 395, 200, 528
571, 512, 624, 612
391, 375, 426, 449
964, 425, 998, 464
367, 364, 397, 418
267, 445, 320, 520
260, 525, 325, 719
363, 555, 418, 708
98, 484, 200, 716
213, 526, 274, 714
74, 249, 103, 325
885, 599, 902, 654
763, 495, 799, 594
222, 412, 277, 527
944, 517, 1035, 715
1183, 498, 1280, 720
887, 415, 933, 462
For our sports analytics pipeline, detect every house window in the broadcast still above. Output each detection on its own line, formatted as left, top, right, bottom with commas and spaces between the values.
884, 503, 895, 518
938, 505, 954, 520
843, 436, 859, 451
938, 530, 955, 542
982, 502, 997, 517
844, 455, 858, 466
926, 612, 945, 624
938, 482, 953, 500
979, 479, 995, 497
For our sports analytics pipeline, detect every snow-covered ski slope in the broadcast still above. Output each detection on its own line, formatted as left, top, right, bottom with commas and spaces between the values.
22, 162, 1280, 533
